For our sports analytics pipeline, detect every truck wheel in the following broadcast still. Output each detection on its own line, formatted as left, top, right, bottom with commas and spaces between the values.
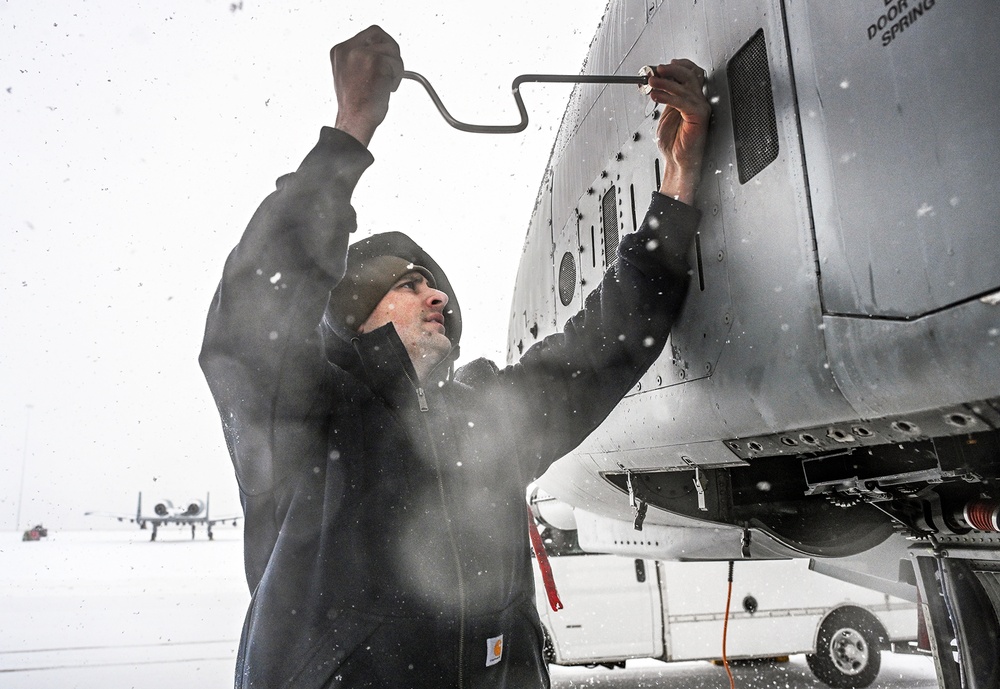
806, 608, 883, 689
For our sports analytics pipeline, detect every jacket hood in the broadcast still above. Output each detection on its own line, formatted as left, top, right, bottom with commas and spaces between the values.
321, 231, 462, 356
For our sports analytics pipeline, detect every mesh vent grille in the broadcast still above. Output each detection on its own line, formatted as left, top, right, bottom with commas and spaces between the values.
602, 186, 620, 268
728, 29, 779, 184
558, 251, 577, 306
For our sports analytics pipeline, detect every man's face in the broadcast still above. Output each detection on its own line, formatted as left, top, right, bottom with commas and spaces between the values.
359, 271, 452, 377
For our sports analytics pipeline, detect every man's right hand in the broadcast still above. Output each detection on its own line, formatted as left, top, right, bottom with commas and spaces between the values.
646, 59, 711, 205
331, 25, 403, 148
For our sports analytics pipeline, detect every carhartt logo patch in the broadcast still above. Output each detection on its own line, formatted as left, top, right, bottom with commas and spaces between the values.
485, 634, 503, 667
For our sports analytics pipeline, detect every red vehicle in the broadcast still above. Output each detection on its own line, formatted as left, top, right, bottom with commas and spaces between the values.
21, 524, 48, 541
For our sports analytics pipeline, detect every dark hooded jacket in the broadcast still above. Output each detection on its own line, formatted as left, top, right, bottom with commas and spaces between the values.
200, 127, 700, 688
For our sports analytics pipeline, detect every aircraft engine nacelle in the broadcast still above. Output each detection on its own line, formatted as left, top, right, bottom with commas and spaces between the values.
153, 500, 173, 517
183, 500, 205, 517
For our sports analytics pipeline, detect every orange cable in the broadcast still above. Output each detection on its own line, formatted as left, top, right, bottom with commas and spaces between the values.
722, 560, 736, 689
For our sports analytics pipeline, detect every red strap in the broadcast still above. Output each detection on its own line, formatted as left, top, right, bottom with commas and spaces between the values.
527, 507, 564, 611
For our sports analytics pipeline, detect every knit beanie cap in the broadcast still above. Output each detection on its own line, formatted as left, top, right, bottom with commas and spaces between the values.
322, 231, 462, 349
327, 255, 435, 332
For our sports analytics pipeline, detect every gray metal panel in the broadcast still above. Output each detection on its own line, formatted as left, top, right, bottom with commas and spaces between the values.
725, 399, 999, 461
678, 0, 856, 435
551, 85, 620, 240
570, 0, 861, 467
551, 0, 653, 237
785, 0, 1000, 317
823, 297, 1000, 418
627, 1, 733, 398
553, 215, 582, 325
810, 561, 918, 603
632, 170, 733, 396
583, 441, 744, 471
591, 0, 647, 77
577, 175, 613, 299
507, 177, 556, 364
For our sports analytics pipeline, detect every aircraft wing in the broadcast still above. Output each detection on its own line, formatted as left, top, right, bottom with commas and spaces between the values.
83, 510, 140, 523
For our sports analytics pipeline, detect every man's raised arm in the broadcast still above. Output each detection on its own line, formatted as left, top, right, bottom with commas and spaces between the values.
198, 26, 402, 494
332, 25, 404, 147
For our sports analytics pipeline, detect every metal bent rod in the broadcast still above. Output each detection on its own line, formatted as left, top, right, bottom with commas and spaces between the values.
401, 69, 651, 134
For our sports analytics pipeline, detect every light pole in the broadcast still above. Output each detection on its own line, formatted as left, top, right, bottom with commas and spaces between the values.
15, 404, 32, 531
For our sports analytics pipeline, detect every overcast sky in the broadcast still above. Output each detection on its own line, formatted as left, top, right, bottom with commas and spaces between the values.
0, 0, 612, 530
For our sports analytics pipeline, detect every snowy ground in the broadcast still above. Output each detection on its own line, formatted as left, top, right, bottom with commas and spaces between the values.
547, 655, 938, 689
0, 527, 247, 688
0, 529, 939, 688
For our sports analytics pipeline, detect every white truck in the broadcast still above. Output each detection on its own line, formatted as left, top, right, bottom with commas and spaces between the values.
531, 526, 919, 689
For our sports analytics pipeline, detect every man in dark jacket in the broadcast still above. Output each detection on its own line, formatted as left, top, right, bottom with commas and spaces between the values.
200, 25, 709, 689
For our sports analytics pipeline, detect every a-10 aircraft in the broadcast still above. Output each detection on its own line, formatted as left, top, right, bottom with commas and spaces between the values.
85, 492, 240, 541
490, 1, 999, 688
